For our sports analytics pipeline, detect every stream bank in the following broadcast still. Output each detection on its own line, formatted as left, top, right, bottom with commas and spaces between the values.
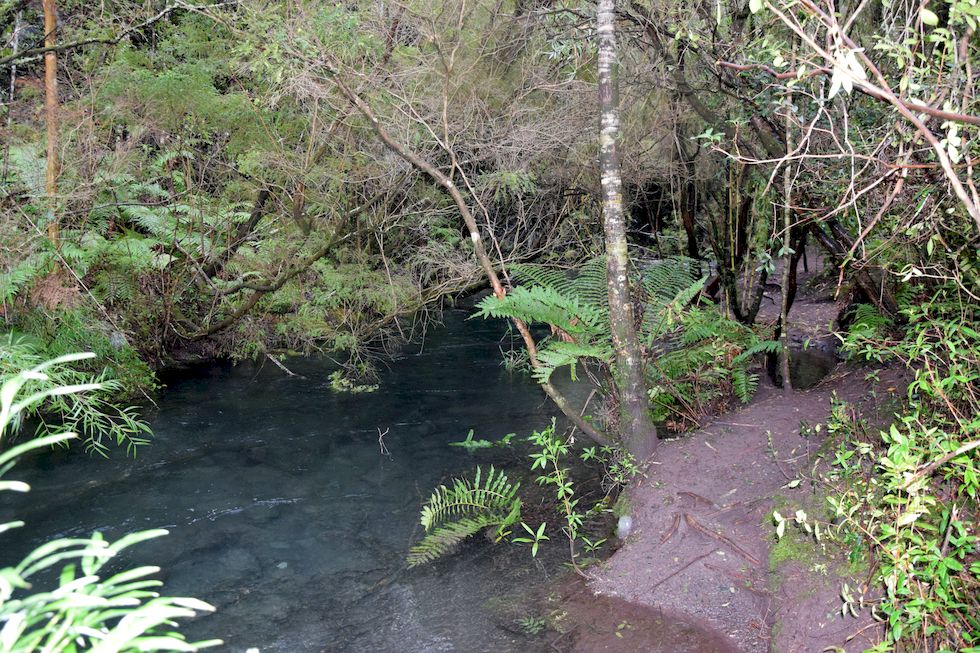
590, 273, 899, 652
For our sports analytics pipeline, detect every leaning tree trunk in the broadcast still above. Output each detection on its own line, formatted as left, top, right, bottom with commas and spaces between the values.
324, 66, 614, 449
597, 0, 656, 457
42, 0, 59, 249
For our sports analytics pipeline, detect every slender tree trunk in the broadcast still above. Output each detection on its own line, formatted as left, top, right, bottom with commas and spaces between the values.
598, 0, 656, 457
779, 62, 794, 393
6, 11, 20, 129
42, 0, 60, 249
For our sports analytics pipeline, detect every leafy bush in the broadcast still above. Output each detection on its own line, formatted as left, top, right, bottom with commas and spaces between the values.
0, 335, 150, 455
0, 353, 221, 651
476, 255, 774, 429
790, 290, 980, 651
646, 308, 779, 428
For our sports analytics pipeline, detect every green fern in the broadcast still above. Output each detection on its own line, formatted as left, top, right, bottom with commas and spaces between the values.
92, 268, 138, 305
3, 144, 46, 196
732, 368, 759, 403
639, 257, 703, 302
848, 304, 894, 337
407, 466, 521, 567
533, 340, 613, 383
512, 256, 611, 311
731, 339, 781, 366
474, 286, 604, 340
0, 256, 53, 305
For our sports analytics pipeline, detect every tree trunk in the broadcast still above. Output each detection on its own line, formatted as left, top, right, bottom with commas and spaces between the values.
6, 11, 21, 130
43, 0, 59, 249
598, 0, 656, 457
779, 73, 794, 393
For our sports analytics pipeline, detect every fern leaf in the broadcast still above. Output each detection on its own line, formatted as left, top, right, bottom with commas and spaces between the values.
475, 286, 603, 339
533, 341, 613, 384
409, 466, 522, 567
731, 339, 781, 366
407, 516, 496, 567
732, 368, 759, 403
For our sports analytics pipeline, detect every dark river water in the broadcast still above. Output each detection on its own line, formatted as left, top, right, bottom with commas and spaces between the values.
1, 310, 579, 652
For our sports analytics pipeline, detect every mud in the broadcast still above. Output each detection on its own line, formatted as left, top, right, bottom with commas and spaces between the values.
586, 255, 897, 652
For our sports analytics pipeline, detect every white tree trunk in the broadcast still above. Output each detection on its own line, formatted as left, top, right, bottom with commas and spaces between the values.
597, 0, 656, 456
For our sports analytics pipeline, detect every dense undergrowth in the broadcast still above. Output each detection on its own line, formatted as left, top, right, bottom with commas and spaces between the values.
2, 0, 979, 649
771, 288, 980, 651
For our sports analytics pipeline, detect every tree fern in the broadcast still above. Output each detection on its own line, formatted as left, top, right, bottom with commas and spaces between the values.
639, 257, 702, 302
474, 286, 604, 340
533, 340, 613, 383
407, 466, 521, 567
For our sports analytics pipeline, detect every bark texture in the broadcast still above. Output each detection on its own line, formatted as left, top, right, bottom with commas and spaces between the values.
598, 0, 656, 456
43, 0, 60, 248
779, 86, 794, 393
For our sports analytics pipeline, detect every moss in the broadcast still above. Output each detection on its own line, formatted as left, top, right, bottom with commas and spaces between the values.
768, 529, 821, 572
767, 492, 870, 582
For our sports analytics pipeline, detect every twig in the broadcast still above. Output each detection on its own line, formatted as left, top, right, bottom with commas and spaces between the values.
684, 513, 761, 566
263, 350, 301, 378
660, 511, 681, 544
902, 440, 980, 489
649, 548, 717, 590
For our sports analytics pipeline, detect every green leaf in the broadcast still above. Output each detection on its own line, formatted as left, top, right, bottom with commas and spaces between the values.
920, 7, 939, 25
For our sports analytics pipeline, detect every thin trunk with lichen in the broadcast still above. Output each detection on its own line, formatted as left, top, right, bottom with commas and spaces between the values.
779, 69, 794, 393
43, 0, 59, 249
598, 0, 656, 457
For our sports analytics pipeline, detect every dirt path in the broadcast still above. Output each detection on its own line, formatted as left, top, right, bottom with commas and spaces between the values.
590, 269, 884, 652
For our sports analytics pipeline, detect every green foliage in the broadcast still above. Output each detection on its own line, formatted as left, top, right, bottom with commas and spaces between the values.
406, 466, 522, 567
327, 369, 379, 394
523, 420, 624, 566
476, 256, 704, 387
411, 421, 627, 569
0, 334, 150, 456
448, 429, 516, 452
0, 355, 221, 651
516, 615, 546, 635
797, 292, 980, 652
477, 256, 768, 428
476, 285, 605, 341
647, 308, 777, 427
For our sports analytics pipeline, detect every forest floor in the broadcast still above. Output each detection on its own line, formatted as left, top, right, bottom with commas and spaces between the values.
579, 261, 903, 652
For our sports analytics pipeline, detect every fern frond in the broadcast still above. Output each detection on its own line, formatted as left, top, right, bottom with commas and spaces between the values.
409, 466, 522, 567
732, 368, 759, 403
511, 256, 609, 314
407, 516, 497, 567
641, 275, 707, 340
533, 341, 613, 384
732, 339, 781, 365
0, 256, 53, 304
475, 287, 603, 339
419, 465, 520, 531
848, 304, 894, 336
639, 257, 701, 302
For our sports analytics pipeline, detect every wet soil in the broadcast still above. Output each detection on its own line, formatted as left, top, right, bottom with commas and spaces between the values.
588, 254, 899, 652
